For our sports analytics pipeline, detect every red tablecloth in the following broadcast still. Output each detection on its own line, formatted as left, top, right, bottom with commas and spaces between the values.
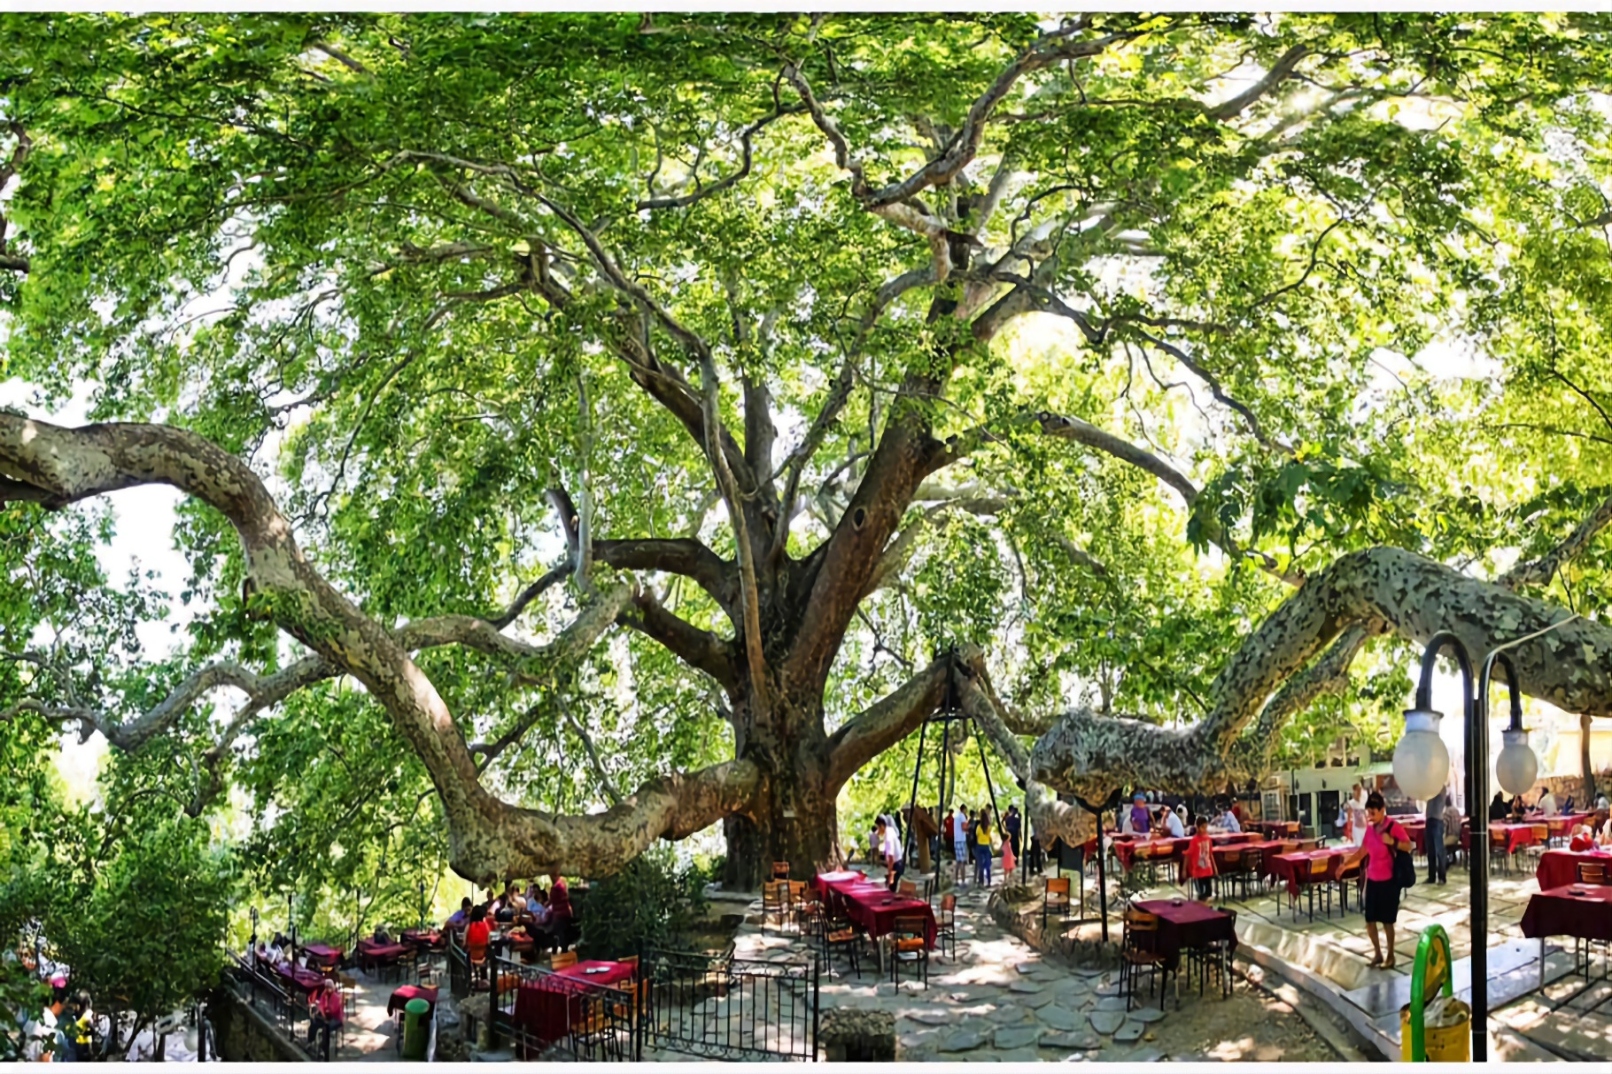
811, 871, 866, 901
815, 875, 936, 947
1133, 899, 1239, 971
1521, 884, 1612, 944
1490, 823, 1541, 855
1269, 848, 1347, 898
272, 962, 327, 995
356, 940, 410, 969
1537, 848, 1612, 891
1210, 839, 1288, 871
511, 960, 636, 1054
303, 942, 342, 960
386, 984, 440, 1016
402, 928, 444, 950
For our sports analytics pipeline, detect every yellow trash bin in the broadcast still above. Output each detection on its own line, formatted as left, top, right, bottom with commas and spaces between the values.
1400, 997, 1471, 1062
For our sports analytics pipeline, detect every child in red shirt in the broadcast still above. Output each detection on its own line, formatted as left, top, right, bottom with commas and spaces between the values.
1186, 816, 1218, 901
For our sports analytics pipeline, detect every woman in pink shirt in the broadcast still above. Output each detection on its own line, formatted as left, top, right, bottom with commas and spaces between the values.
1361, 792, 1413, 969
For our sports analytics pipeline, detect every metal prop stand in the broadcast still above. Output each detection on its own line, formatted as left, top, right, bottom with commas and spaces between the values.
1073, 790, 1126, 945
904, 670, 1003, 893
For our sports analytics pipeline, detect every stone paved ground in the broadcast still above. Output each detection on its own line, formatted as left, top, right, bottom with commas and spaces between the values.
730, 881, 1350, 1062
1041, 842, 1599, 1060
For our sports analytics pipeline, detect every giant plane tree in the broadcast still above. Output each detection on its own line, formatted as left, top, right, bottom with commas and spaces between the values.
3, 14, 1612, 889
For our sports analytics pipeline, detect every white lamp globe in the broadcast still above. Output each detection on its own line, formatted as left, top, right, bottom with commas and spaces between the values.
1495, 728, 1539, 797
1393, 709, 1451, 802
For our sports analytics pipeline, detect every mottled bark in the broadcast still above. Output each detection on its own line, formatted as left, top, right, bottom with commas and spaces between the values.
1031, 547, 1612, 804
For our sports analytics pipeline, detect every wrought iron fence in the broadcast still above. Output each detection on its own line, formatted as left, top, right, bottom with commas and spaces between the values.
224, 954, 324, 1059
487, 954, 638, 1061
446, 932, 472, 1000
638, 946, 818, 1062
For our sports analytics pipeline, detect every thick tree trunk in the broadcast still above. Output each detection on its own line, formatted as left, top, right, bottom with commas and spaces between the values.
721, 688, 837, 890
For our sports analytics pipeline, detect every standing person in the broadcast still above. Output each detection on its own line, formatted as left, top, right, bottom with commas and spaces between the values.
952, 804, 969, 885
1345, 784, 1368, 846
1441, 795, 1464, 865
1004, 805, 1023, 859
1001, 820, 1017, 876
877, 816, 903, 890
1424, 785, 1449, 886
974, 808, 996, 887
1361, 792, 1413, 969
22, 984, 66, 1061
1124, 792, 1151, 837
1186, 817, 1218, 902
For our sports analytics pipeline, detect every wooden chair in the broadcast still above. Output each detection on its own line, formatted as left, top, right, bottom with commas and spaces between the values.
816, 906, 861, 980
1578, 861, 1609, 885
1120, 910, 1173, 1011
1042, 877, 1072, 934
550, 950, 578, 970
1333, 852, 1365, 914
772, 861, 792, 881
762, 881, 791, 934
1529, 825, 1550, 865
1284, 822, 1301, 838
337, 974, 359, 1051
1238, 851, 1263, 896
897, 879, 919, 898
1299, 857, 1334, 921
889, 915, 929, 990
1489, 829, 1511, 876
936, 894, 958, 961
618, 954, 640, 969
787, 880, 813, 931
467, 935, 491, 990
1184, 909, 1237, 999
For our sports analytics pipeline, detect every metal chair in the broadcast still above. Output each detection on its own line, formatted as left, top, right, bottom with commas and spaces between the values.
936, 894, 958, 961
817, 905, 862, 979
1042, 877, 1072, 934
889, 915, 930, 990
762, 880, 791, 934
1184, 909, 1237, 999
1120, 910, 1173, 1011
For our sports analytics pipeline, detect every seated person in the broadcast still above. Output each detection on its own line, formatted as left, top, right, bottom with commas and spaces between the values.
1569, 822, 1596, 852
306, 978, 344, 1059
465, 904, 492, 955
1215, 805, 1241, 833
494, 881, 524, 923
1598, 823, 1612, 849
445, 896, 472, 932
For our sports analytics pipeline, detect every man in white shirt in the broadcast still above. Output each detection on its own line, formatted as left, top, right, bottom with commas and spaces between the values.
1537, 787, 1559, 817
1160, 805, 1186, 838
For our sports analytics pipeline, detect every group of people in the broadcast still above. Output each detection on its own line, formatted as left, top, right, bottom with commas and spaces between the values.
1118, 792, 1244, 839
865, 802, 1027, 891
249, 932, 344, 1058
16, 977, 96, 1062
445, 873, 575, 955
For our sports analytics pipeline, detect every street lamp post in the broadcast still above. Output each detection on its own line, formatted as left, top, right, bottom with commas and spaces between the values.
1393, 619, 1575, 1062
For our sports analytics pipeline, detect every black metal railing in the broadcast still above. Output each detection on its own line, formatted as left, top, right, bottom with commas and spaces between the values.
224, 954, 323, 1059
638, 946, 818, 1062
487, 955, 637, 1061
446, 932, 472, 1000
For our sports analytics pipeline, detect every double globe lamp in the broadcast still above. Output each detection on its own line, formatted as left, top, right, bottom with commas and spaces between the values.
1389, 618, 1576, 1062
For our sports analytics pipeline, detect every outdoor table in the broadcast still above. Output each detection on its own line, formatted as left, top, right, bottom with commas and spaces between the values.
1132, 899, 1238, 972
1537, 848, 1612, 891
356, 939, 410, 975
510, 959, 635, 1057
301, 942, 342, 973
815, 875, 937, 948
812, 870, 866, 902
1490, 822, 1540, 855
386, 983, 439, 1016
272, 962, 327, 995
1209, 838, 1287, 871
1520, 883, 1612, 989
402, 928, 444, 951
1269, 848, 1347, 900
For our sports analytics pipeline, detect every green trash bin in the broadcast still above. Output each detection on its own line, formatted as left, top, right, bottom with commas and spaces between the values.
402, 997, 431, 1060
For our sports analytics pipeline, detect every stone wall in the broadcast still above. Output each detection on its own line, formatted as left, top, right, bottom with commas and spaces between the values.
207, 985, 311, 1063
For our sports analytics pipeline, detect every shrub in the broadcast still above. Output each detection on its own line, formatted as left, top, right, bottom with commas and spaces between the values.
576, 850, 710, 961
